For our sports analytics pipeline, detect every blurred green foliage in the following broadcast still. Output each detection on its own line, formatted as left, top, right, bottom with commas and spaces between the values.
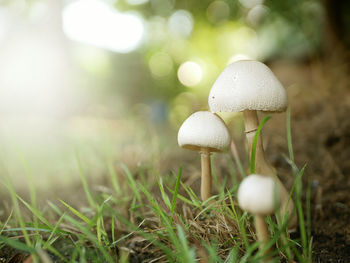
0, 0, 335, 127
112, 0, 326, 125
0, 0, 348, 195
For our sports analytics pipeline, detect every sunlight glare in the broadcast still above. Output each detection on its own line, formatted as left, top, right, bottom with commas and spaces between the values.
0, 8, 10, 42
0, 36, 66, 115
62, 0, 145, 53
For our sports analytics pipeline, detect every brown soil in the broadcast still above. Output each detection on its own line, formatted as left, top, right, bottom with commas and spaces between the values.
265, 60, 350, 262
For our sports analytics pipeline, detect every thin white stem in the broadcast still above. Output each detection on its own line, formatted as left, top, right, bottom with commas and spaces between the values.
200, 148, 211, 201
254, 215, 271, 261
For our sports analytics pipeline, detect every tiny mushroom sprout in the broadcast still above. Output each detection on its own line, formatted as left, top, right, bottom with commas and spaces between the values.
178, 111, 231, 201
208, 60, 297, 228
238, 174, 281, 257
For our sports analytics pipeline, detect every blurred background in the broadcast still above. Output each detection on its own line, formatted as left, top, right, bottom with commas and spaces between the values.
0, 0, 349, 196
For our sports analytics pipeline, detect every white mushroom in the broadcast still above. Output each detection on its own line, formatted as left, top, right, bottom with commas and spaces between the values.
178, 111, 230, 201
238, 174, 280, 255
209, 60, 287, 113
208, 60, 296, 228
238, 174, 280, 215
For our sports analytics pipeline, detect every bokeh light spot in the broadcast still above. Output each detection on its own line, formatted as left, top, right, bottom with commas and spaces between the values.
247, 4, 268, 26
239, 0, 264, 9
168, 9, 194, 37
177, 61, 203, 87
206, 1, 230, 24
147, 16, 168, 44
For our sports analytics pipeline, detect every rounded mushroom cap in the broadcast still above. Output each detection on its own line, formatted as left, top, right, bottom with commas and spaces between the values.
178, 111, 231, 152
209, 60, 287, 113
238, 174, 280, 215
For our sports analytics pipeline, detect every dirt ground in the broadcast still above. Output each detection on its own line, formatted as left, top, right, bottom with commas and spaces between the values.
265, 60, 350, 262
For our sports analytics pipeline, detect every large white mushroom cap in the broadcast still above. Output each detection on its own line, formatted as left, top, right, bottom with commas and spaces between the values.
178, 111, 230, 152
238, 174, 280, 215
209, 60, 287, 113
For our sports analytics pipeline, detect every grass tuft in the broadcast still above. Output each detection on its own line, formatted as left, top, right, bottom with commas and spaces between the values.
0, 111, 312, 262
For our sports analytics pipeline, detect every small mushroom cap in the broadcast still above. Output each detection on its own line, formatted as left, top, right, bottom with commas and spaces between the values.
178, 111, 231, 152
209, 60, 287, 113
238, 174, 280, 215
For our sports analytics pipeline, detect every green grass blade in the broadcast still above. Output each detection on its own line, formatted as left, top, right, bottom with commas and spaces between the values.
47, 201, 63, 215
227, 190, 249, 250
95, 198, 111, 246
0, 235, 36, 253
138, 183, 184, 257
250, 115, 271, 174
167, 187, 199, 207
59, 199, 92, 225
43, 212, 66, 249
107, 161, 120, 194
177, 225, 196, 263
17, 152, 40, 242
16, 194, 53, 229
58, 212, 114, 263
138, 183, 172, 228
179, 181, 201, 207
204, 242, 223, 263
306, 181, 312, 262
0, 179, 32, 246
171, 167, 182, 213
0, 209, 13, 235
104, 204, 174, 259
239, 241, 260, 263
75, 150, 97, 209
3, 227, 51, 233
295, 172, 307, 257
225, 246, 239, 263
158, 178, 172, 210
120, 163, 142, 204
111, 216, 115, 244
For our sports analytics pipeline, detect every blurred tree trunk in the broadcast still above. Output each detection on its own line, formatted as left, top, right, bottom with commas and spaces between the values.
323, 0, 350, 62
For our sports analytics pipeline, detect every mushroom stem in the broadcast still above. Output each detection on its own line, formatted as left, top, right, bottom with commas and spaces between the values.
254, 215, 271, 257
200, 148, 212, 201
243, 110, 273, 175
243, 110, 297, 228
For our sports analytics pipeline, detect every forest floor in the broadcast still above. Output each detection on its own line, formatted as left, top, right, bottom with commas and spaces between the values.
266, 59, 350, 262
0, 59, 349, 262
